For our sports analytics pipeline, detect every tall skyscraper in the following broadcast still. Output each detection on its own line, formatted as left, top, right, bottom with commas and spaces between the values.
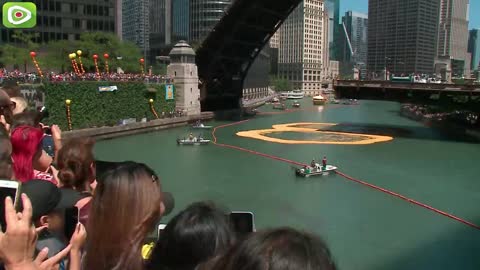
123, 0, 174, 62
367, 0, 440, 77
149, 0, 173, 61
172, 0, 190, 41
190, 0, 232, 43
278, 0, 329, 92
437, 0, 470, 77
150, 0, 172, 46
0, 0, 117, 44
469, 29, 480, 72
324, 0, 340, 61
122, 0, 150, 57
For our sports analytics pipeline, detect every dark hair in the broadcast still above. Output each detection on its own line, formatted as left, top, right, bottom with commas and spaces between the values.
0, 89, 13, 124
11, 111, 41, 130
208, 227, 336, 270
0, 86, 22, 98
146, 202, 234, 270
84, 162, 162, 270
0, 126, 13, 179
57, 137, 95, 191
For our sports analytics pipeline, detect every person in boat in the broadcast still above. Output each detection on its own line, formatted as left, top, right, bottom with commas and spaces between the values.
189, 133, 194, 141
311, 159, 316, 168
322, 156, 327, 169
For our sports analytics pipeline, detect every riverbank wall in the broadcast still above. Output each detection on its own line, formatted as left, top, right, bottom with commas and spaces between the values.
62, 112, 214, 141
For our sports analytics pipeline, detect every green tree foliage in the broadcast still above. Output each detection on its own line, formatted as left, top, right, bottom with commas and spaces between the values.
43, 32, 143, 73
0, 30, 40, 70
43, 82, 175, 130
270, 76, 293, 92
0, 32, 143, 73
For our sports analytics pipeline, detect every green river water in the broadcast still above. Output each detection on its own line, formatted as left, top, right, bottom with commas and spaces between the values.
95, 100, 480, 270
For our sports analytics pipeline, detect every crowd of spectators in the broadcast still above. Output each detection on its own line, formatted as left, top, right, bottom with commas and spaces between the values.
401, 104, 479, 128
0, 70, 173, 84
0, 85, 337, 270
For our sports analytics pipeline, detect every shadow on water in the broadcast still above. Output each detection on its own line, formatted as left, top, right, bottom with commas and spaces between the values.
318, 123, 480, 144
373, 217, 480, 270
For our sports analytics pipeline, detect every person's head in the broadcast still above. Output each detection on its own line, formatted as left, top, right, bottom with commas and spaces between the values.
20, 180, 78, 236
57, 137, 96, 191
10, 126, 51, 182
208, 227, 336, 270
84, 162, 164, 270
10, 96, 28, 115
0, 89, 14, 124
146, 201, 235, 270
0, 126, 13, 179
11, 110, 41, 130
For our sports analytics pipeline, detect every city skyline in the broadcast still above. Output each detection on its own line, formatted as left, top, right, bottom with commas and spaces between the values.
341, 0, 480, 29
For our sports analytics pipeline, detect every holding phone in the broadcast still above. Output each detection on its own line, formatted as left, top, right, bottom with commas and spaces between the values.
64, 207, 79, 240
0, 180, 20, 232
229, 211, 255, 238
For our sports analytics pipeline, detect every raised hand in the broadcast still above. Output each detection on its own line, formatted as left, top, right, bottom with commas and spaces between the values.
0, 194, 37, 269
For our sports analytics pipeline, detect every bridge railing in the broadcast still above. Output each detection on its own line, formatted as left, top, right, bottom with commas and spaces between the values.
336, 80, 480, 92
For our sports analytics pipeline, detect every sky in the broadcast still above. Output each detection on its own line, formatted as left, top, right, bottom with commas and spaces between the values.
340, 0, 480, 30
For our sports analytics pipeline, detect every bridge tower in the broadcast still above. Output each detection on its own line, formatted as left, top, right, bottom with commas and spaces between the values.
167, 41, 201, 116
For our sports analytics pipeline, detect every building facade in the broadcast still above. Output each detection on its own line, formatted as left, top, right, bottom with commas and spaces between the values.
437, 0, 470, 77
270, 32, 280, 49
190, 0, 232, 43
149, 0, 173, 62
122, 0, 150, 58
324, 0, 340, 61
340, 11, 368, 79
172, 0, 190, 41
468, 29, 480, 72
278, 0, 329, 92
150, 0, 172, 46
0, 0, 117, 44
367, 0, 440, 77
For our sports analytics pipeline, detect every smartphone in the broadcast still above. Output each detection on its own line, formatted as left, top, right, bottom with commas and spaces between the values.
157, 224, 167, 238
64, 207, 79, 240
42, 135, 55, 157
229, 211, 255, 238
0, 180, 20, 232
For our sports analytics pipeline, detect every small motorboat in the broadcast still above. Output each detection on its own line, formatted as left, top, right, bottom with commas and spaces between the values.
273, 103, 287, 110
328, 99, 340, 104
272, 97, 280, 103
292, 101, 301, 108
295, 163, 338, 177
313, 95, 326, 105
191, 123, 212, 129
177, 137, 210, 145
342, 99, 359, 105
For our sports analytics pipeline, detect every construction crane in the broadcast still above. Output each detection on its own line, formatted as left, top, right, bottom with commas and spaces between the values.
342, 21, 355, 62
342, 21, 362, 78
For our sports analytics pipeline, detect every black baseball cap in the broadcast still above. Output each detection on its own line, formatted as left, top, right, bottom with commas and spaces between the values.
20, 180, 79, 221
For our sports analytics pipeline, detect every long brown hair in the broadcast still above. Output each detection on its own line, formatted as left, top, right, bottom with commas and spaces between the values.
57, 137, 95, 191
84, 162, 163, 270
